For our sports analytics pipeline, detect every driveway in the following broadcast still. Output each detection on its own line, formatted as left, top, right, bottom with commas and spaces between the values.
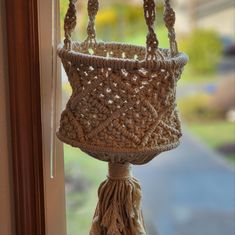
134, 131, 235, 235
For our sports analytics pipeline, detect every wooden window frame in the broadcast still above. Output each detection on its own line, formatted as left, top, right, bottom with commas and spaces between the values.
5, 0, 46, 234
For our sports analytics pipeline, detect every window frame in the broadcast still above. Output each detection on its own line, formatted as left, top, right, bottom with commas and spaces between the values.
5, 0, 46, 234
5, 0, 67, 234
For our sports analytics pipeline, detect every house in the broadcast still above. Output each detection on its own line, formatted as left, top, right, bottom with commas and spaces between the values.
175, 0, 235, 38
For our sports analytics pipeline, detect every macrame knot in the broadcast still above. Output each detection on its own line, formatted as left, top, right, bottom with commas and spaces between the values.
164, 7, 175, 29
65, 2, 76, 29
88, 0, 99, 17
87, 21, 96, 39
146, 31, 159, 60
87, 0, 99, 41
63, 38, 71, 50
146, 31, 158, 49
143, 0, 156, 26
108, 163, 131, 180
64, 0, 77, 49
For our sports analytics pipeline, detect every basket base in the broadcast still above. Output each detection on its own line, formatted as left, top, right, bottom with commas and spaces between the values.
57, 132, 180, 165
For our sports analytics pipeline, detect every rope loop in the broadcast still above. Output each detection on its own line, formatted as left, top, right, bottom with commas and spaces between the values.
63, 0, 179, 56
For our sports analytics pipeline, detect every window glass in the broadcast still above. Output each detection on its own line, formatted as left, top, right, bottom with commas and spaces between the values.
60, 1, 235, 235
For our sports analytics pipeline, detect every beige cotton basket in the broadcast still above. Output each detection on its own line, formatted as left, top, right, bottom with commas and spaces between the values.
57, 1, 188, 234
57, 0, 188, 165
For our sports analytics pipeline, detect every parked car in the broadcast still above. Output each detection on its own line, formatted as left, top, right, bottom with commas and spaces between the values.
221, 36, 235, 56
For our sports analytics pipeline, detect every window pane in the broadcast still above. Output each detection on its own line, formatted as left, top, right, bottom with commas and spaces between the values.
60, 1, 235, 235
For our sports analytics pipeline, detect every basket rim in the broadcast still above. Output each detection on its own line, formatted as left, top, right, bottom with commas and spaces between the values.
57, 41, 188, 70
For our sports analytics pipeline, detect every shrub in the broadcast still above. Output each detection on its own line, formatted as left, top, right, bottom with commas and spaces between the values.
96, 8, 117, 27
211, 76, 235, 113
179, 29, 223, 74
178, 93, 221, 122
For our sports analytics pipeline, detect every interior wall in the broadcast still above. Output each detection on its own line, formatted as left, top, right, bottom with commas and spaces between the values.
0, 1, 14, 235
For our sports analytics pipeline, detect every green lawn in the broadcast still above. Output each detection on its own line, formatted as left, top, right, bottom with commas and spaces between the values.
64, 145, 107, 235
178, 66, 216, 85
125, 27, 169, 48
188, 121, 235, 163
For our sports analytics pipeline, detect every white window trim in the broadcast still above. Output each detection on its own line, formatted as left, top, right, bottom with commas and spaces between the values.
38, 1, 67, 235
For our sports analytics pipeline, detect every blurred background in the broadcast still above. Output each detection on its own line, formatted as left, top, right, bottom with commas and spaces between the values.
60, 0, 235, 234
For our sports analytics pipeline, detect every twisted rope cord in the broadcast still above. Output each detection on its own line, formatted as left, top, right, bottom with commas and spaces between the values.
86, 0, 99, 44
143, 0, 159, 60
164, 0, 178, 56
63, 0, 179, 56
64, 0, 77, 49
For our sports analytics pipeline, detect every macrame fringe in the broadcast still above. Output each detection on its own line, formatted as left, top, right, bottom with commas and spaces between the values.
90, 163, 146, 235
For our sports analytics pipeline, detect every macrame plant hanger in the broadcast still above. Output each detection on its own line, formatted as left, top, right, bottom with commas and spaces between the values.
57, 0, 188, 234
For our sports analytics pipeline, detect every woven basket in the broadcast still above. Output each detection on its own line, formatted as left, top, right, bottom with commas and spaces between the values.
57, 0, 188, 165
58, 1, 188, 234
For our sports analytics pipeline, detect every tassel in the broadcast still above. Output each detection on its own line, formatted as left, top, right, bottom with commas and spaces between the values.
90, 163, 147, 235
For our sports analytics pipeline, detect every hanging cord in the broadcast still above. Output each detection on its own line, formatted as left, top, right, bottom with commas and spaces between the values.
64, 0, 77, 50
143, 0, 162, 60
84, 0, 162, 60
63, 0, 179, 57
164, 0, 178, 56
85, 0, 99, 45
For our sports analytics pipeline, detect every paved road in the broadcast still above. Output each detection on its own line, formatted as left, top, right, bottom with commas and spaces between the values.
134, 131, 235, 235
218, 56, 235, 75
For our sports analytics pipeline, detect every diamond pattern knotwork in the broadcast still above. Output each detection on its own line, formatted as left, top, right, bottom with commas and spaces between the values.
57, 42, 187, 164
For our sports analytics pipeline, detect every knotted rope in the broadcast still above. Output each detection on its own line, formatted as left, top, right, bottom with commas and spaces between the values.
108, 163, 132, 180
63, 0, 179, 58
90, 163, 146, 235
86, 0, 99, 44
164, 0, 178, 56
64, 0, 77, 50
